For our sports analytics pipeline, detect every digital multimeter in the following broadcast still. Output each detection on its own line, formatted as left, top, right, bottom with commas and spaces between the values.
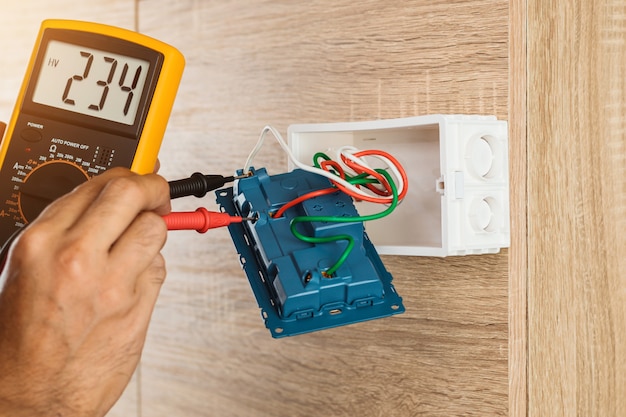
0, 20, 185, 247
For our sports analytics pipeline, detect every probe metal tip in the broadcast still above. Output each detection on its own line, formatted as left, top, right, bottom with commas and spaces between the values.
239, 211, 258, 222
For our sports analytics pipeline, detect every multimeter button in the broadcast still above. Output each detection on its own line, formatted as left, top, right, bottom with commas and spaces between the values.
20, 128, 43, 142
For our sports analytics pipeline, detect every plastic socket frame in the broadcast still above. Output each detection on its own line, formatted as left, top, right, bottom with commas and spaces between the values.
216, 168, 404, 338
288, 114, 510, 257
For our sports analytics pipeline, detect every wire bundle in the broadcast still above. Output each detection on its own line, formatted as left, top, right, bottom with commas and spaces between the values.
243, 126, 408, 276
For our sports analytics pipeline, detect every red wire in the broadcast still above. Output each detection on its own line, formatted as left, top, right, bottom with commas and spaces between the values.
320, 160, 345, 178
332, 181, 390, 204
351, 149, 409, 201
323, 154, 393, 198
340, 152, 391, 196
272, 187, 338, 218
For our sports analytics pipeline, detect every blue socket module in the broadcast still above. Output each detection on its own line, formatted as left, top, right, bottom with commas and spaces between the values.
216, 167, 404, 338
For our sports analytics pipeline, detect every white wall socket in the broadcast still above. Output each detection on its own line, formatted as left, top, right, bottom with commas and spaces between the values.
288, 114, 510, 257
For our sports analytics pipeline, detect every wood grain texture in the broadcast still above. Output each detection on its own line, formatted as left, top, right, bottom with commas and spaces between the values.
0, 3, 139, 417
0, 1, 138, 123
527, 0, 626, 416
508, 0, 527, 416
138, 1, 509, 416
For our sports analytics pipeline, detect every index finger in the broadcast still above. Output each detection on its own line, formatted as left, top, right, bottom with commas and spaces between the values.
69, 172, 171, 250
35, 169, 171, 249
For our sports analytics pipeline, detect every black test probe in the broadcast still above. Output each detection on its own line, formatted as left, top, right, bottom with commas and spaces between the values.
164, 172, 254, 232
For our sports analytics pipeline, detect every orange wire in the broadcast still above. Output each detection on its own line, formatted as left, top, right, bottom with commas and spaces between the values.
320, 157, 390, 198
272, 187, 337, 218
320, 159, 345, 177
352, 149, 409, 201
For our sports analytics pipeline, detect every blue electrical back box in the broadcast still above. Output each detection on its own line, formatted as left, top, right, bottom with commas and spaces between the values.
216, 168, 405, 338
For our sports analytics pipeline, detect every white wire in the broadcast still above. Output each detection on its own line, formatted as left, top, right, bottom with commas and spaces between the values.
243, 126, 371, 199
243, 125, 405, 202
334, 145, 405, 197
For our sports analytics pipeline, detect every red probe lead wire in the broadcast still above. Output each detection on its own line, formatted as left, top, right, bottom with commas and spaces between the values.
163, 207, 249, 233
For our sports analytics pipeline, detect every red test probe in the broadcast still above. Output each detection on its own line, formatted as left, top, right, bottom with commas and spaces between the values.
163, 207, 254, 233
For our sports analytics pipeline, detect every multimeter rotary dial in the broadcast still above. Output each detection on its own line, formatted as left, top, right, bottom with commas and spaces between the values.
18, 160, 89, 223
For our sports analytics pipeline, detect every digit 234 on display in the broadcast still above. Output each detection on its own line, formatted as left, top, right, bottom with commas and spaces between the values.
0, 20, 184, 247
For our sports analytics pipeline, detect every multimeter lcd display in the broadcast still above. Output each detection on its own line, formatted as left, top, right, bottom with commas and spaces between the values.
32, 40, 150, 126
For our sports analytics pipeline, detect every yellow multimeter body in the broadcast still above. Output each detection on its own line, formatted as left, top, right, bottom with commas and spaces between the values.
0, 20, 185, 246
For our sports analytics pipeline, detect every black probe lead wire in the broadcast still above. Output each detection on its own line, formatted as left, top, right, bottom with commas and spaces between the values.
168, 172, 245, 199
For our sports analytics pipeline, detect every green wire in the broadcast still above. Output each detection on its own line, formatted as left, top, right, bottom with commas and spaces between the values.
313, 152, 373, 184
289, 168, 398, 276
312, 152, 331, 168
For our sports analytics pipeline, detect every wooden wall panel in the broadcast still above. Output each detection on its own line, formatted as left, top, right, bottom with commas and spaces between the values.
138, 1, 510, 416
528, 0, 626, 416
508, 0, 527, 415
1, 1, 623, 415
0, 3, 138, 417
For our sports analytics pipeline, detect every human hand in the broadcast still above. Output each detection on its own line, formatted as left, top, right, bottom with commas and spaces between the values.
0, 167, 171, 417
